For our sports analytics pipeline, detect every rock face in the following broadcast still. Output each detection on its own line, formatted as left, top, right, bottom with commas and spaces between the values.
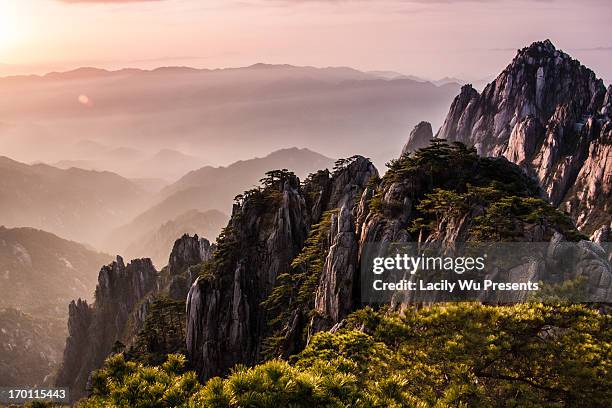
186, 160, 378, 380
186, 173, 311, 380
436, 40, 611, 234
401, 121, 434, 155
166, 234, 215, 299
55, 257, 157, 401
186, 137, 611, 382
55, 232, 214, 401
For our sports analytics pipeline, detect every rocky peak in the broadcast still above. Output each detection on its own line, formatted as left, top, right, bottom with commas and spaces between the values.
165, 234, 215, 299
401, 121, 434, 155
186, 159, 378, 380
186, 170, 311, 380
168, 234, 213, 276
602, 85, 612, 116
56, 256, 157, 401
435, 39, 611, 234
95, 256, 157, 305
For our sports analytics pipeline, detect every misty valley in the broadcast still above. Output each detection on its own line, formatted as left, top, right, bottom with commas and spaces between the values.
1, 38, 611, 407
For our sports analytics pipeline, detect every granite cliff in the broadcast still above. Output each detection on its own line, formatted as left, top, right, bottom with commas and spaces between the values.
435, 40, 611, 235
55, 234, 214, 401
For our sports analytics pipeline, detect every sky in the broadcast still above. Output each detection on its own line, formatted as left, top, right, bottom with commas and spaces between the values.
0, 0, 611, 82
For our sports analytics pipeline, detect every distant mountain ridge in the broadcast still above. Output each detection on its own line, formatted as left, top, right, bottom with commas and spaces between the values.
124, 209, 227, 268
53, 146, 207, 181
0, 226, 111, 386
106, 147, 334, 255
0, 156, 149, 247
0, 157, 149, 246
0, 61, 461, 169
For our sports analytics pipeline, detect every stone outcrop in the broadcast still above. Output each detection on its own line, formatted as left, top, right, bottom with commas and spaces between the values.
310, 157, 378, 332
55, 231, 214, 401
55, 257, 157, 401
436, 40, 611, 234
401, 121, 434, 155
186, 159, 378, 380
166, 234, 215, 299
186, 173, 311, 380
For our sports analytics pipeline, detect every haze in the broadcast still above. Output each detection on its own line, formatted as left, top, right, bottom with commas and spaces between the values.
1, 0, 611, 83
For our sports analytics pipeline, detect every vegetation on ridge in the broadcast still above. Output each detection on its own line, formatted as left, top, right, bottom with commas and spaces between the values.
78, 303, 611, 407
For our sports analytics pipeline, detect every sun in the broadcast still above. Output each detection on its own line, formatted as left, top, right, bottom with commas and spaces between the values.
0, 1, 25, 53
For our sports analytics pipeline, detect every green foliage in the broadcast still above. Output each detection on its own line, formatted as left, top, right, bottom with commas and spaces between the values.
409, 183, 585, 241
79, 354, 199, 408
470, 195, 585, 241
338, 303, 612, 407
383, 140, 480, 188
332, 155, 363, 176
530, 276, 591, 304
81, 303, 611, 407
261, 210, 337, 358
259, 169, 297, 189
24, 402, 57, 408
370, 140, 555, 236
191, 360, 361, 407
127, 297, 187, 366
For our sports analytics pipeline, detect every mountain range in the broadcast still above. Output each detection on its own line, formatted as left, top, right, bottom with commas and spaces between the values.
105, 147, 335, 256
0, 157, 148, 247
53, 146, 207, 183
55, 40, 611, 405
0, 63, 461, 171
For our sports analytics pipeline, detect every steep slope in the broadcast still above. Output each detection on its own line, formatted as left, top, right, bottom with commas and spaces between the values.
435, 40, 611, 234
0, 227, 111, 386
0, 226, 110, 318
105, 148, 334, 255
55, 257, 159, 402
0, 157, 149, 246
0, 308, 65, 387
185, 159, 378, 379
186, 141, 611, 382
56, 234, 214, 402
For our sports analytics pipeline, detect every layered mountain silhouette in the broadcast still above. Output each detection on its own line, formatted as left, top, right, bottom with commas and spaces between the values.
54, 146, 207, 182
106, 148, 335, 255
0, 157, 149, 246
0, 63, 460, 170
123, 209, 226, 268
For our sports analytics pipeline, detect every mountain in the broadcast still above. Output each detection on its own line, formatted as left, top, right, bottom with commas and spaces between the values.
55, 41, 612, 407
57, 234, 215, 402
56, 139, 612, 404
0, 226, 111, 386
53, 147, 207, 182
0, 157, 149, 246
0, 308, 65, 387
0, 226, 111, 317
105, 148, 334, 255
138, 149, 205, 181
435, 39, 611, 235
55, 257, 159, 402
0, 63, 460, 169
184, 141, 611, 382
432, 76, 465, 86
123, 209, 227, 268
